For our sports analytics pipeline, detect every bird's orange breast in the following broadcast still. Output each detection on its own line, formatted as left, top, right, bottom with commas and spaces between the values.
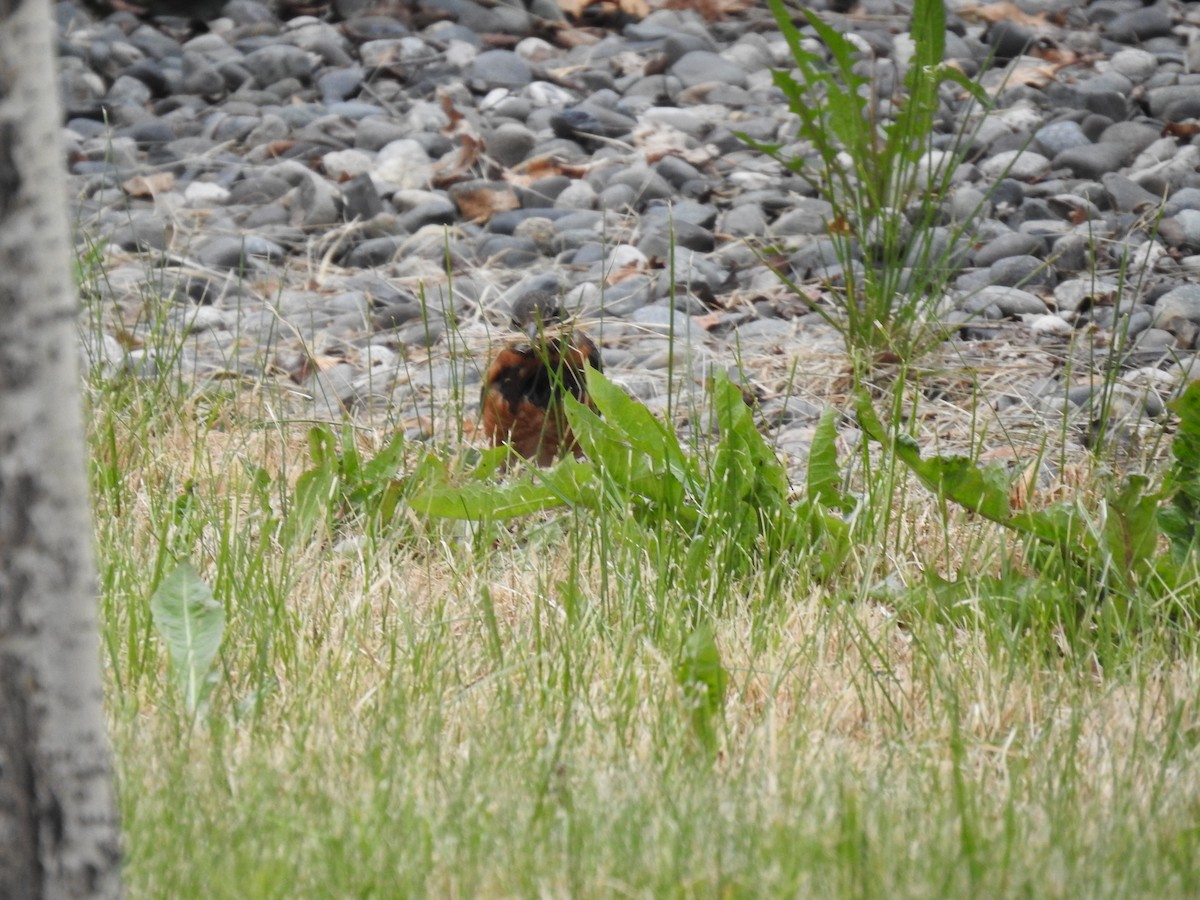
481, 331, 601, 466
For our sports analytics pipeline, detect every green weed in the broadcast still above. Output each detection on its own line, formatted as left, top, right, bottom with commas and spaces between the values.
745, 0, 988, 370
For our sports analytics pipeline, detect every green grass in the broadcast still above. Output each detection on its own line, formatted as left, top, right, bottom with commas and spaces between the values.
79, 3, 1200, 895
84, 301, 1200, 897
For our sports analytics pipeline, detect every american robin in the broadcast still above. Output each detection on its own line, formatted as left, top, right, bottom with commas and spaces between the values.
481, 293, 602, 466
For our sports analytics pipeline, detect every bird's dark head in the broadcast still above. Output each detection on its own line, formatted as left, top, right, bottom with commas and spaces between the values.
510, 290, 567, 338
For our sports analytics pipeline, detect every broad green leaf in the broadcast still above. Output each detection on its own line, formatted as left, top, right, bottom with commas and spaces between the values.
1161, 380, 1200, 557
289, 464, 336, 539
858, 391, 1087, 550
710, 370, 788, 502
586, 368, 694, 475
409, 455, 597, 520
675, 623, 729, 756
360, 432, 407, 482
150, 562, 225, 714
1104, 474, 1161, 577
571, 369, 699, 497
807, 407, 847, 509
307, 425, 337, 467
856, 392, 1012, 521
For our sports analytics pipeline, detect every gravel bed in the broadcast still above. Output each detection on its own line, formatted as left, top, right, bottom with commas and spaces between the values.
63, 0, 1200, 472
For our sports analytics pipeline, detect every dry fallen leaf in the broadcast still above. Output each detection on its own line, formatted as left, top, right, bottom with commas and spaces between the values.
439, 89, 466, 132
631, 121, 695, 163
1163, 122, 1200, 139
986, 64, 1058, 92
505, 154, 593, 186
660, 0, 753, 20
452, 183, 520, 222
604, 260, 645, 285
432, 134, 484, 187
958, 1, 1048, 27
1030, 45, 1079, 66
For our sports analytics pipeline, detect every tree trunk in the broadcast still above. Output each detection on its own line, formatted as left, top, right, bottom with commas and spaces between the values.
0, 0, 123, 896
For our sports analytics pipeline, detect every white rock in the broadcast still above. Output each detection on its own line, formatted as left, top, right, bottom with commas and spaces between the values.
373, 139, 433, 190
980, 149, 1051, 180
184, 181, 230, 205
1029, 313, 1072, 335
605, 244, 648, 269
322, 148, 374, 180
1109, 48, 1157, 83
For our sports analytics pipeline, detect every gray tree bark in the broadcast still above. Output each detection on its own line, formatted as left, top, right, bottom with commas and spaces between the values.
0, 0, 123, 896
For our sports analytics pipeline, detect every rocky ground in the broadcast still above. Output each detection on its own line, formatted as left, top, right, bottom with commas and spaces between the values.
63, 0, 1200, 473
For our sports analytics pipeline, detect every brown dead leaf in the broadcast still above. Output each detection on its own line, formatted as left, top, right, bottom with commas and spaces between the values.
827, 214, 853, 236
604, 260, 645, 285
505, 155, 592, 185
632, 121, 695, 164
439, 89, 465, 131
121, 172, 175, 197
958, 1, 1048, 27
1164, 122, 1200, 139
660, 0, 752, 20
986, 64, 1057, 92
452, 183, 520, 222
432, 133, 484, 187
1030, 45, 1079, 66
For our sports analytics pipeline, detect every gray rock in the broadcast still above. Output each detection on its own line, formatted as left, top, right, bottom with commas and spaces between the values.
195, 234, 286, 270
962, 286, 1048, 317
1052, 142, 1129, 180
973, 232, 1043, 267
242, 45, 316, 87
1154, 285, 1200, 326
980, 149, 1051, 180
468, 50, 532, 91
1034, 120, 1090, 156
1145, 85, 1200, 119
989, 255, 1055, 289
1103, 5, 1174, 43
670, 51, 748, 89
1102, 173, 1162, 212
